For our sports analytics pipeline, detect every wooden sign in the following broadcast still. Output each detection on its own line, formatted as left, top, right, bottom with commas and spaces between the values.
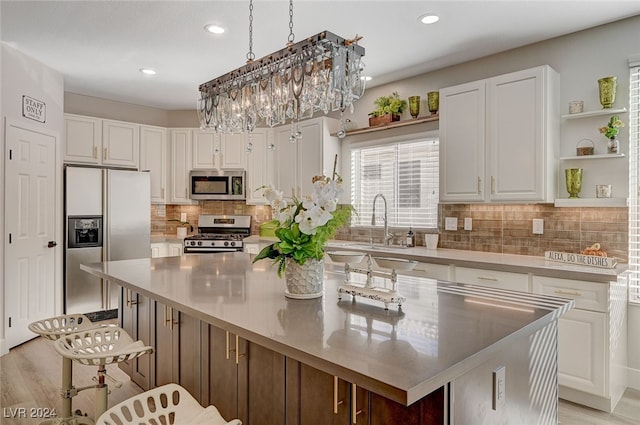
545, 251, 616, 269
22, 95, 46, 123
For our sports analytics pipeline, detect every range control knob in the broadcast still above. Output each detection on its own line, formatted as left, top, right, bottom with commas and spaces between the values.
197, 241, 203, 246
230, 241, 236, 247
190, 241, 196, 246
224, 241, 229, 247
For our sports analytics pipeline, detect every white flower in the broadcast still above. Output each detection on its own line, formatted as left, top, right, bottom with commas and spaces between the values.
296, 205, 333, 235
274, 206, 295, 226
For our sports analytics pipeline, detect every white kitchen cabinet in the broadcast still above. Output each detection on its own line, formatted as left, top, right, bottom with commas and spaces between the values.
191, 129, 218, 169
407, 262, 451, 281
150, 243, 168, 258
453, 266, 530, 292
274, 117, 340, 198
64, 114, 140, 168
220, 133, 247, 169
169, 129, 195, 204
192, 130, 247, 170
102, 119, 140, 167
557, 308, 607, 396
245, 128, 274, 204
140, 125, 167, 203
151, 242, 183, 258
440, 65, 559, 203
168, 243, 184, 257
64, 114, 102, 164
532, 275, 627, 412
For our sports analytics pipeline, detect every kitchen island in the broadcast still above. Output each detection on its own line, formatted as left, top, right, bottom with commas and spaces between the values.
82, 253, 573, 425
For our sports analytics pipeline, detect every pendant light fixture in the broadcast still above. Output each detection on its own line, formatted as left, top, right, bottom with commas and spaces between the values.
197, 0, 366, 137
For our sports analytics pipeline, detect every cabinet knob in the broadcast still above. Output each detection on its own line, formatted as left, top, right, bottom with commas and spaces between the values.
47, 241, 57, 248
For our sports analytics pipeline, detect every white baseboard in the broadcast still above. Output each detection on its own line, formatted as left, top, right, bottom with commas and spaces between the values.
628, 367, 640, 391
0, 339, 8, 357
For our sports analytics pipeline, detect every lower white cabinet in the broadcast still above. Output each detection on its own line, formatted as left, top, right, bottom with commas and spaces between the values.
151, 242, 183, 258
557, 308, 606, 396
404, 262, 451, 281
454, 266, 529, 292
532, 275, 627, 412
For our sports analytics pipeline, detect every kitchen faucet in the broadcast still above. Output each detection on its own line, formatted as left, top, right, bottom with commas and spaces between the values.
371, 193, 393, 246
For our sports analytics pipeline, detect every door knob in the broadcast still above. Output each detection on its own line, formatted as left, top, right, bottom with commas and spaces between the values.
47, 241, 58, 248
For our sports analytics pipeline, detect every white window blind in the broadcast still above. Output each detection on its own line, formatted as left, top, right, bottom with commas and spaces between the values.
628, 64, 640, 303
350, 138, 439, 229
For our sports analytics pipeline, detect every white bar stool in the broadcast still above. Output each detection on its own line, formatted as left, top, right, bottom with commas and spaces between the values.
54, 326, 153, 423
96, 383, 242, 425
28, 314, 104, 424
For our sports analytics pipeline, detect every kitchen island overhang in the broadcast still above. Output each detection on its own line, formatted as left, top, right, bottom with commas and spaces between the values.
81, 253, 573, 416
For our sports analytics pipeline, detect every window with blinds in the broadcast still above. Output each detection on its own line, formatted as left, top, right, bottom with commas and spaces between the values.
350, 138, 439, 229
628, 63, 640, 303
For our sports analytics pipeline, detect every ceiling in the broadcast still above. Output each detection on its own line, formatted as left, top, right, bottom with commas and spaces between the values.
2, 1, 639, 111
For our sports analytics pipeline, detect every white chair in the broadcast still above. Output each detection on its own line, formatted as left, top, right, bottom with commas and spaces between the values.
96, 383, 242, 425
29, 314, 104, 423
55, 326, 153, 421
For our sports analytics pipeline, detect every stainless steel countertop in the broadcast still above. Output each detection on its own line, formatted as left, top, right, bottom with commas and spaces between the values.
82, 253, 573, 405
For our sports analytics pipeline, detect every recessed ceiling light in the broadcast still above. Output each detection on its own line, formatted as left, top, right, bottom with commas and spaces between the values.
419, 14, 440, 24
204, 24, 225, 34
361, 76, 372, 82
139, 68, 157, 76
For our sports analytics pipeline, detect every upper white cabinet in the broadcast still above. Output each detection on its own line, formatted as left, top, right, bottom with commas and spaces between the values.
102, 119, 140, 167
274, 117, 340, 198
64, 114, 102, 164
220, 133, 247, 169
192, 129, 218, 169
440, 65, 559, 203
140, 125, 167, 204
192, 130, 247, 170
245, 128, 274, 205
169, 129, 195, 204
64, 114, 140, 168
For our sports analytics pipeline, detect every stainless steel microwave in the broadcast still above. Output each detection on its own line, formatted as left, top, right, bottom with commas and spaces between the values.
189, 169, 246, 200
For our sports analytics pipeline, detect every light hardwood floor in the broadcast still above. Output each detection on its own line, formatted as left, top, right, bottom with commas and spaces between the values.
1, 328, 639, 425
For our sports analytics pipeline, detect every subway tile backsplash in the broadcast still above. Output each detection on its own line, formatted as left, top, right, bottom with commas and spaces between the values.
153, 202, 628, 261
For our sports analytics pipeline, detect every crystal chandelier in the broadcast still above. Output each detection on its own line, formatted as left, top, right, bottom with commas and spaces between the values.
197, 0, 366, 137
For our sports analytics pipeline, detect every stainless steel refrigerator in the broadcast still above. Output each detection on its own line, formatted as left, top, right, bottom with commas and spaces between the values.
64, 166, 150, 316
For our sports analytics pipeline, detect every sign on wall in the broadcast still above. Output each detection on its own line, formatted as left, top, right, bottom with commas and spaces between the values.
22, 95, 46, 123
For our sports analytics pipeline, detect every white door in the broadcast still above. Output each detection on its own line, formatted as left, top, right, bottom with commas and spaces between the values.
5, 123, 57, 348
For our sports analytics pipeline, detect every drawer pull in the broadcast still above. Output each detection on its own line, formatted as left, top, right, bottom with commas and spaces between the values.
477, 276, 499, 282
225, 331, 231, 360
554, 289, 582, 296
333, 376, 344, 414
352, 383, 363, 424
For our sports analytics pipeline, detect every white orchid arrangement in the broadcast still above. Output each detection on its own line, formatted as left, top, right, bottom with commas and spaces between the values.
252, 174, 354, 276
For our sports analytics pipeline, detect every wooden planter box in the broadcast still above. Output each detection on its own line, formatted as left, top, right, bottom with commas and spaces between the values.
368, 113, 400, 127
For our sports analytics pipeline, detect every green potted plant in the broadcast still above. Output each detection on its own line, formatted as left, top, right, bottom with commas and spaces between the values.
368, 91, 407, 126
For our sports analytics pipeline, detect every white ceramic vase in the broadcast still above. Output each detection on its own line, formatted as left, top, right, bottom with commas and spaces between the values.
284, 258, 324, 299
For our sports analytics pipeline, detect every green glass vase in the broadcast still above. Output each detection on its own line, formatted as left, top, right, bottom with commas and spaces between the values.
409, 96, 420, 118
598, 76, 617, 109
565, 168, 583, 198
427, 91, 439, 115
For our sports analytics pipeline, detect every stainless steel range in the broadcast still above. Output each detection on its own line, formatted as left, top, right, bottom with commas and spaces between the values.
183, 214, 251, 253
